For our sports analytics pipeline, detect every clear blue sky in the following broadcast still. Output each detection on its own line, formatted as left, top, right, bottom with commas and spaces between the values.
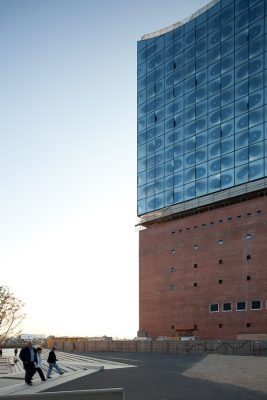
0, 0, 210, 338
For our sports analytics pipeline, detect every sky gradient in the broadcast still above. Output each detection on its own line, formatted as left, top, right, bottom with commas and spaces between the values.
1, 0, 210, 338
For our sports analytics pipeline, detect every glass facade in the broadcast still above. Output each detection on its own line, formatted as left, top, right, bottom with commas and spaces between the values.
137, 0, 267, 216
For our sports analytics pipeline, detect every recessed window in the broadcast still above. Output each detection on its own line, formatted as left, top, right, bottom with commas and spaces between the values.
209, 304, 219, 313
171, 284, 176, 290
219, 279, 223, 284
170, 267, 176, 272
219, 324, 223, 328
186, 227, 190, 231
246, 275, 251, 281
219, 259, 223, 264
193, 263, 198, 268
247, 212, 251, 217
194, 225, 198, 230
218, 239, 224, 245
210, 221, 214, 225
227, 217, 232, 222
236, 301, 246, 311
193, 282, 198, 287
171, 231, 175, 236
247, 323, 251, 328
219, 219, 223, 223
223, 303, 232, 312
171, 249, 175, 255
202, 224, 206, 228
237, 215, 242, 220
256, 210, 262, 215
193, 324, 198, 329
179, 229, 183, 233
251, 300, 261, 310
193, 244, 198, 250
247, 255, 251, 260
246, 233, 252, 240
171, 325, 175, 329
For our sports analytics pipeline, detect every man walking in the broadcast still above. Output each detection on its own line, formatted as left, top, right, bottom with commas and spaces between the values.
19, 341, 37, 385
47, 346, 64, 378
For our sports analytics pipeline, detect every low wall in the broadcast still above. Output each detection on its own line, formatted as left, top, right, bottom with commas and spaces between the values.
50, 339, 267, 357
10, 388, 125, 400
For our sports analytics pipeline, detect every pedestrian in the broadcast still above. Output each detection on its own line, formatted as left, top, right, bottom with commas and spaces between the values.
0, 349, 2, 357
47, 346, 64, 378
19, 341, 37, 386
14, 348, 18, 357
33, 347, 46, 382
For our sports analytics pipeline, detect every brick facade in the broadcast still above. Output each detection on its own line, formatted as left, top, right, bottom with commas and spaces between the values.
139, 195, 267, 339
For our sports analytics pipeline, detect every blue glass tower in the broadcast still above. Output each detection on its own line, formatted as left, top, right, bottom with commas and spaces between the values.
137, 0, 267, 221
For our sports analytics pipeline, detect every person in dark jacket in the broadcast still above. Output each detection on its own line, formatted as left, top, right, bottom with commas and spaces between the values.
19, 341, 37, 385
47, 346, 64, 378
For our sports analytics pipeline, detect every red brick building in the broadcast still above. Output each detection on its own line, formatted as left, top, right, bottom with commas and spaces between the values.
137, 0, 267, 340
139, 194, 267, 339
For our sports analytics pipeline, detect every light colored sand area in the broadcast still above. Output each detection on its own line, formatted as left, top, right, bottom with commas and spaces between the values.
183, 354, 267, 394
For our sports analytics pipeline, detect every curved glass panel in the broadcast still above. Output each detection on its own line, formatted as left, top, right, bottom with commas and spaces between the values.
137, 3, 267, 216
235, 164, 249, 184
221, 170, 234, 189
208, 174, 220, 192
196, 163, 207, 179
249, 159, 264, 180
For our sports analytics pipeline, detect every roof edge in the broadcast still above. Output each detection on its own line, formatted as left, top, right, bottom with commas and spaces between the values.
141, 0, 219, 40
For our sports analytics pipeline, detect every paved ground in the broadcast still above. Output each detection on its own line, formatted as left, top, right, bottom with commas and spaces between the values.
0, 349, 133, 396
40, 352, 267, 400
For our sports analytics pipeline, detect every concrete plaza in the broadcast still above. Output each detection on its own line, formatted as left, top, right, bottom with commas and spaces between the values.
1, 349, 267, 399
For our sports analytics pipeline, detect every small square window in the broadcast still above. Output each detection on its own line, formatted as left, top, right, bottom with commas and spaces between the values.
171, 325, 175, 329
186, 227, 190, 231
247, 323, 251, 328
193, 282, 198, 287
247, 212, 251, 217
246, 233, 252, 239
172, 249, 176, 255
218, 239, 224, 245
219, 219, 223, 223
237, 215, 242, 219
210, 221, 214, 225
193, 244, 198, 250
227, 217, 232, 222
219, 279, 223, 284
256, 210, 262, 215
179, 229, 183, 233
171, 284, 176, 290
193, 324, 197, 330
219, 324, 223, 328
251, 300, 261, 310
170, 267, 176, 272
223, 303, 232, 312
236, 301, 246, 311
247, 255, 251, 260
210, 304, 219, 312
194, 225, 198, 230
246, 275, 251, 281
219, 259, 223, 264
193, 263, 198, 268
171, 231, 175, 236
202, 224, 206, 228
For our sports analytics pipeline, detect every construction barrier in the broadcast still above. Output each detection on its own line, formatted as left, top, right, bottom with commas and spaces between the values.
48, 339, 267, 357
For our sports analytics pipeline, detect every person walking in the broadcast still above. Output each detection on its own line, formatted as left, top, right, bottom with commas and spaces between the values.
33, 347, 46, 382
19, 341, 37, 386
14, 348, 18, 357
47, 346, 64, 378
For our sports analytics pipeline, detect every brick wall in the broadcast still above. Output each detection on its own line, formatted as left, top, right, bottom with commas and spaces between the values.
139, 196, 267, 339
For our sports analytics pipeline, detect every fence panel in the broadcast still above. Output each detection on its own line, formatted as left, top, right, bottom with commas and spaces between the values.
49, 339, 267, 357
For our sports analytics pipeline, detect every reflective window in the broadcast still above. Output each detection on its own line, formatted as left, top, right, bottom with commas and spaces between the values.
137, 3, 266, 216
